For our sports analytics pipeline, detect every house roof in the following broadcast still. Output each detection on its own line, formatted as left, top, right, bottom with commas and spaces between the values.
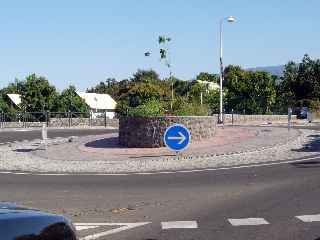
77, 92, 117, 110
7, 94, 22, 106
197, 80, 220, 91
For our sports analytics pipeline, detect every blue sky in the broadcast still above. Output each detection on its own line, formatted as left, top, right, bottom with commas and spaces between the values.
0, 0, 319, 91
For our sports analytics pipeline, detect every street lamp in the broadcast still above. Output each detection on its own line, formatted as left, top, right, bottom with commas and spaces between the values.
219, 16, 236, 123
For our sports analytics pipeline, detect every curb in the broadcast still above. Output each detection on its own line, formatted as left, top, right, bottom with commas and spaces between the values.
0, 127, 315, 175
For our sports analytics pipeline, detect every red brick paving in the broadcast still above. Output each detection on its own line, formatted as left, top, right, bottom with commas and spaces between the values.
78, 127, 257, 157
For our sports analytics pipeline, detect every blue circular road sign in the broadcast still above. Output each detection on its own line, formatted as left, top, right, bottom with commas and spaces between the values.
164, 124, 191, 152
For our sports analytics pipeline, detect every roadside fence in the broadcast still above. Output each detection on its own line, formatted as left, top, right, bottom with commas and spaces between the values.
0, 111, 118, 129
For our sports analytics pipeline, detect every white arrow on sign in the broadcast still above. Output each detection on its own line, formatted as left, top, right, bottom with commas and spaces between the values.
75, 222, 151, 240
168, 132, 186, 145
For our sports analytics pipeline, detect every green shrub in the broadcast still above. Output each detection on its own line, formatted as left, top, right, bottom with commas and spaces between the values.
171, 97, 209, 116
127, 100, 165, 117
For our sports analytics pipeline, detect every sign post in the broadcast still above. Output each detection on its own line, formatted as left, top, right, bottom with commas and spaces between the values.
307, 110, 312, 123
42, 123, 48, 148
164, 124, 191, 153
288, 107, 292, 130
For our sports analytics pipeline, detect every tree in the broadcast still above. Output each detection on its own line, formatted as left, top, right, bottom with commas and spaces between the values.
173, 78, 192, 97
0, 79, 25, 113
196, 72, 219, 83
123, 81, 169, 108
277, 54, 320, 111
189, 82, 206, 102
158, 35, 174, 109
20, 74, 58, 112
131, 69, 160, 83
55, 85, 88, 113
87, 78, 122, 100
224, 65, 277, 114
204, 90, 220, 114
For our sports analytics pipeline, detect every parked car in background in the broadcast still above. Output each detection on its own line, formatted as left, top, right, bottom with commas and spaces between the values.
0, 202, 77, 240
296, 107, 309, 119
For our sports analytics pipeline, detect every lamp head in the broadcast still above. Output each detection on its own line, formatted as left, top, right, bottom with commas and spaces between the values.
227, 16, 236, 23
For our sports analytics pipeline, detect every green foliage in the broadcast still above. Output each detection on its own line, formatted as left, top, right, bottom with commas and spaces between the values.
20, 74, 58, 112
87, 78, 125, 101
158, 35, 172, 69
158, 36, 171, 44
54, 85, 88, 112
277, 54, 320, 111
224, 65, 277, 114
0, 79, 25, 113
204, 90, 220, 114
196, 72, 219, 83
125, 82, 169, 108
188, 82, 206, 102
127, 100, 165, 117
171, 96, 209, 116
131, 69, 160, 83
1, 54, 319, 117
173, 78, 192, 97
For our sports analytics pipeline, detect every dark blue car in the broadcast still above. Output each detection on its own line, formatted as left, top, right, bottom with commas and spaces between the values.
297, 107, 309, 119
0, 203, 77, 240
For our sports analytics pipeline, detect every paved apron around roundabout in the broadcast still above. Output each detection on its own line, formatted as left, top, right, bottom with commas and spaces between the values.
0, 126, 319, 174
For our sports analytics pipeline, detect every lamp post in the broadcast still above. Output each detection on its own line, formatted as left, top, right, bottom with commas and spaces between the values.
219, 16, 236, 123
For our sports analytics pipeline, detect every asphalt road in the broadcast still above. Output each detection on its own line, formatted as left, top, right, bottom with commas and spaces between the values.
0, 124, 319, 239
0, 128, 117, 143
0, 159, 320, 240
0, 123, 317, 144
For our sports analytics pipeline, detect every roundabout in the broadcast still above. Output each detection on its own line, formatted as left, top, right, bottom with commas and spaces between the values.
0, 125, 318, 175
1, 125, 320, 240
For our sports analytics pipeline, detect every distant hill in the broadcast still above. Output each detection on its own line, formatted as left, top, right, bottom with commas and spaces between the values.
247, 65, 285, 76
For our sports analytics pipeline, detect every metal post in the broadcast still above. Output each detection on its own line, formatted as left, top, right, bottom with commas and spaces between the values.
218, 16, 236, 124
219, 19, 224, 124
231, 109, 234, 125
46, 111, 49, 127
68, 111, 71, 128
23, 111, 26, 128
42, 123, 48, 149
307, 110, 312, 123
0, 112, 3, 128
104, 110, 107, 128
170, 72, 174, 110
288, 107, 292, 130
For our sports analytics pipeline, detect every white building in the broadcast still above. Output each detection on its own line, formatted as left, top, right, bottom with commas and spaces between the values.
7, 94, 22, 108
6, 92, 117, 119
76, 92, 117, 119
196, 80, 220, 92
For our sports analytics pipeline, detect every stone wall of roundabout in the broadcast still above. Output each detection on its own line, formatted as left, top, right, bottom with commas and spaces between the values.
0, 114, 319, 174
119, 116, 217, 148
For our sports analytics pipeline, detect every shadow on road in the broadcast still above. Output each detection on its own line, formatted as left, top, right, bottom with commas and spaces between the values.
85, 137, 124, 149
13, 149, 35, 153
129, 154, 175, 159
290, 134, 320, 168
291, 160, 320, 168
291, 134, 320, 153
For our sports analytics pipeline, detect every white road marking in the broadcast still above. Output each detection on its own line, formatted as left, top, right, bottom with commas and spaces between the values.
228, 218, 269, 226
296, 214, 320, 222
74, 222, 151, 240
0, 155, 319, 176
161, 221, 198, 229
75, 225, 101, 231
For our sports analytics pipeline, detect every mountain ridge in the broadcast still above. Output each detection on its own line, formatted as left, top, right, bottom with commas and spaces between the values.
246, 65, 285, 76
